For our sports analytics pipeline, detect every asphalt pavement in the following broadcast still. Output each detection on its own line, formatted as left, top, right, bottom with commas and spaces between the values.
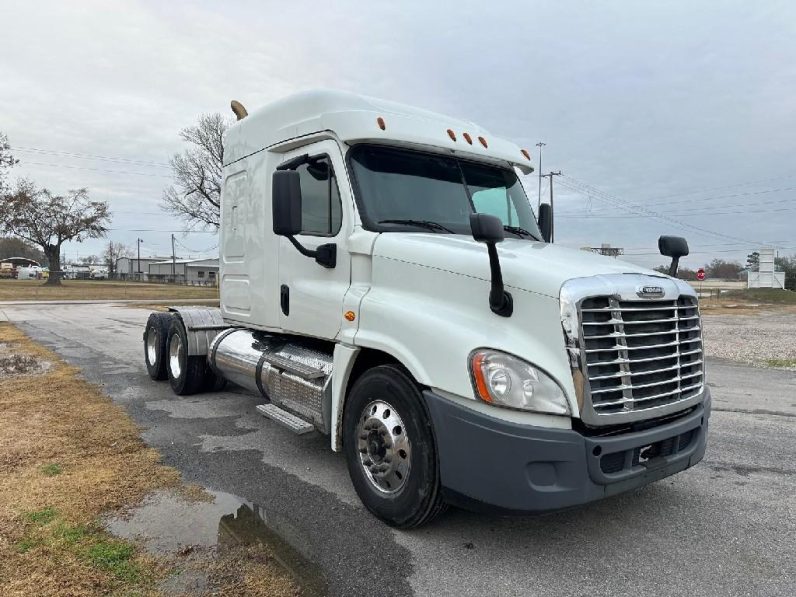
2, 302, 794, 597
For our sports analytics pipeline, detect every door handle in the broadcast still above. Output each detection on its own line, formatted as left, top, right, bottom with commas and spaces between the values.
280, 284, 289, 316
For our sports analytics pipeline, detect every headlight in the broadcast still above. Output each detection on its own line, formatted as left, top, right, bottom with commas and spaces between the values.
469, 349, 570, 415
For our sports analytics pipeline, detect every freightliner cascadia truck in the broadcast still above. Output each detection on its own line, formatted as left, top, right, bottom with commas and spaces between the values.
142, 90, 710, 528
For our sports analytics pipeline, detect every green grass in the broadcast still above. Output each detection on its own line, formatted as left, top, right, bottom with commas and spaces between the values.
15, 536, 41, 553
40, 463, 63, 476
724, 288, 796, 304
765, 358, 796, 368
85, 539, 142, 582
25, 506, 58, 525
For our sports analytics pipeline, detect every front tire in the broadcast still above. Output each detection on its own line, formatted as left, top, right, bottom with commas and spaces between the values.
166, 319, 207, 395
343, 365, 446, 528
144, 312, 173, 381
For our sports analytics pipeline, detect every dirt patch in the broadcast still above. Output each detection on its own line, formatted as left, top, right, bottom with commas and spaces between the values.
0, 323, 299, 596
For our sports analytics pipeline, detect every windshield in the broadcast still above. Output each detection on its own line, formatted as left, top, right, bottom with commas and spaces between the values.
349, 145, 542, 240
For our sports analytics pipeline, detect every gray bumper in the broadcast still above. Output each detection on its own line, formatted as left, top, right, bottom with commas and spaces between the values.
423, 388, 711, 513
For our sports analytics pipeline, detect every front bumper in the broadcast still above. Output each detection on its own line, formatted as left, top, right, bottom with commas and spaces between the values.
423, 388, 711, 513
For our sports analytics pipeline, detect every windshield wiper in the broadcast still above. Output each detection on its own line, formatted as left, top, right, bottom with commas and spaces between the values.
503, 225, 538, 240
378, 219, 455, 233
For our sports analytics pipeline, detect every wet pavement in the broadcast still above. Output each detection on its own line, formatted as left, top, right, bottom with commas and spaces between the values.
1, 302, 795, 597
107, 489, 326, 595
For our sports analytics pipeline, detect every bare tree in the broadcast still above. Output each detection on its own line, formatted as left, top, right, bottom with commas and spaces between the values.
0, 180, 110, 285
104, 241, 133, 275
0, 132, 18, 194
162, 113, 229, 229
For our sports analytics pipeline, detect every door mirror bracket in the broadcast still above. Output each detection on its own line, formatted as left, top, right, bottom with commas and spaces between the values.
470, 213, 513, 317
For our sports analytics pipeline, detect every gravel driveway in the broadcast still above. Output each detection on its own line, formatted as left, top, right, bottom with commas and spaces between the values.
702, 309, 796, 369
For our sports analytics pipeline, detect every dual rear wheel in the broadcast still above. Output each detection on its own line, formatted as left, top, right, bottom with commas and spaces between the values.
143, 313, 224, 394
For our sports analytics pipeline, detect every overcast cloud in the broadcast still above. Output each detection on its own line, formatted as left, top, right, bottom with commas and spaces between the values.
1, 0, 794, 268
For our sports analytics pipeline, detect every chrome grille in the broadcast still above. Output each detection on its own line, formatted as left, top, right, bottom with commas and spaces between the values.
579, 295, 703, 415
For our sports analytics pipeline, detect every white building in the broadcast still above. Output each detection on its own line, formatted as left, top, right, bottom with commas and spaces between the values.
147, 258, 219, 284
116, 256, 173, 279
747, 248, 786, 289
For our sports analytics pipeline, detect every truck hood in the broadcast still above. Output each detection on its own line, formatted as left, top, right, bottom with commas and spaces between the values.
372, 233, 664, 299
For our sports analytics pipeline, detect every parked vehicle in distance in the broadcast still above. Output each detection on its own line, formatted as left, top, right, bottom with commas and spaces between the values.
0, 262, 15, 279
142, 90, 710, 527
16, 265, 44, 280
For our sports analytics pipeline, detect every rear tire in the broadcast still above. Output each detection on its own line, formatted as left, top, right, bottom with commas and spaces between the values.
343, 365, 446, 528
166, 319, 206, 395
144, 312, 172, 381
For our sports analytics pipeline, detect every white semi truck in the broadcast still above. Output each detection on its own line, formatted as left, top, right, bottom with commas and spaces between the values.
143, 90, 710, 528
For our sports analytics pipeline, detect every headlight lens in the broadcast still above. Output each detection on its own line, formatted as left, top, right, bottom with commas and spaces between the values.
469, 349, 570, 415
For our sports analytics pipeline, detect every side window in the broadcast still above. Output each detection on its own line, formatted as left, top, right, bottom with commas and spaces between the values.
471, 187, 519, 226
296, 157, 342, 236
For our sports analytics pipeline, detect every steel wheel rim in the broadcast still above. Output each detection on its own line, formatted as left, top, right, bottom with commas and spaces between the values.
146, 327, 159, 365
168, 333, 183, 379
356, 400, 411, 494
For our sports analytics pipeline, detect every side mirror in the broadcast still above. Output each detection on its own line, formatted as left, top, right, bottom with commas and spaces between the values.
470, 212, 505, 243
272, 170, 302, 236
658, 235, 689, 277
470, 213, 512, 317
272, 170, 336, 268
538, 203, 553, 243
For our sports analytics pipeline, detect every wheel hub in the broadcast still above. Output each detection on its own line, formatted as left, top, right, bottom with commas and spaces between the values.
356, 400, 411, 494
146, 328, 158, 365
168, 333, 183, 378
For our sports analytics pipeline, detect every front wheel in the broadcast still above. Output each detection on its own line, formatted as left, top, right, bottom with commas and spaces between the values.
343, 365, 446, 528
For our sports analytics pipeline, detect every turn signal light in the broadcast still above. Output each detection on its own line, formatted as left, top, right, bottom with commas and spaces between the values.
470, 352, 492, 402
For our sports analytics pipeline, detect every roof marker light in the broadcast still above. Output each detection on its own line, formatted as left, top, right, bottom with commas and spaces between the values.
377, 117, 386, 130
521, 149, 531, 160
463, 132, 473, 145
478, 136, 488, 148
447, 129, 457, 141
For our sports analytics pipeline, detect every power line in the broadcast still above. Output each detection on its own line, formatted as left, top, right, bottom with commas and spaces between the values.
556, 206, 796, 218
13, 146, 171, 168
17, 160, 173, 178
555, 176, 776, 248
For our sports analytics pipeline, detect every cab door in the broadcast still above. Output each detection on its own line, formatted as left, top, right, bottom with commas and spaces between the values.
277, 140, 352, 339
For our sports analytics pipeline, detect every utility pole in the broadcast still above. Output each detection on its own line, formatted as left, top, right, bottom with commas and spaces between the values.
535, 142, 546, 212
136, 238, 143, 275
171, 234, 176, 282
541, 171, 563, 243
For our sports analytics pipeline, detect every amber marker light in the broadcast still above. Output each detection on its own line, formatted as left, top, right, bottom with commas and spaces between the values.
521, 149, 531, 160
470, 352, 493, 402
344, 310, 356, 322
447, 128, 457, 141
377, 117, 386, 130
478, 136, 488, 148
463, 132, 473, 145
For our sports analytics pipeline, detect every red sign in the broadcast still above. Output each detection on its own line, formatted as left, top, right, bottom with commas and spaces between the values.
696, 268, 705, 281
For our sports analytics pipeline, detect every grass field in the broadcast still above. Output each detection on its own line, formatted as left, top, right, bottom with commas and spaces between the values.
0, 323, 295, 596
0, 280, 219, 302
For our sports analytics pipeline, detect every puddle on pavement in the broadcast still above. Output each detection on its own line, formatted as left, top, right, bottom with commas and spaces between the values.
106, 488, 326, 596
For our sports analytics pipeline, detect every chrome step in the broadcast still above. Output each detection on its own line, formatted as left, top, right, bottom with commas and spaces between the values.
261, 353, 326, 380
256, 403, 314, 434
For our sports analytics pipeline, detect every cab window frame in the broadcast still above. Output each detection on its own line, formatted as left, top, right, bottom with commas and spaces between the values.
291, 153, 344, 238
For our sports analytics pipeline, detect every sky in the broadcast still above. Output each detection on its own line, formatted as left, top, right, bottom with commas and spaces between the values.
1, 0, 794, 269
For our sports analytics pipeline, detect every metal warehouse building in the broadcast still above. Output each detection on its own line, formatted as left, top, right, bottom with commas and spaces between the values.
147, 258, 219, 284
